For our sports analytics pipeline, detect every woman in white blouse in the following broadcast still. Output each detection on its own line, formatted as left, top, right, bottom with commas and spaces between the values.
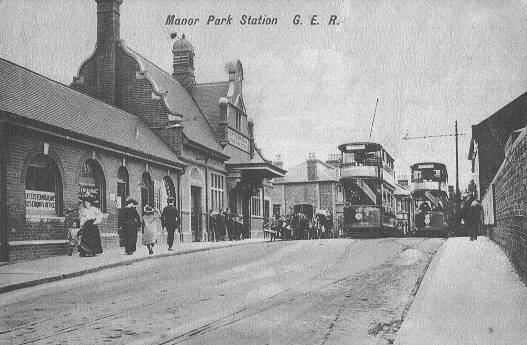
78, 195, 103, 257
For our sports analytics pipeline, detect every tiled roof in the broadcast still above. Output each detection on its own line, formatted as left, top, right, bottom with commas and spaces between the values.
280, 159, 338, 183
0, 58, 183, 168
121, 44, 224, 154
192, 82, 229, 123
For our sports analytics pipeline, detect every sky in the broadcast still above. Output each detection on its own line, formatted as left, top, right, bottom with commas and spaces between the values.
1, 0, 527, 190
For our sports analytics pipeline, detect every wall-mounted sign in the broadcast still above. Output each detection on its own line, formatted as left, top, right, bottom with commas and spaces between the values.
228, 128, 250, 151
25, 190, 56, 214
78, 185, 100, 204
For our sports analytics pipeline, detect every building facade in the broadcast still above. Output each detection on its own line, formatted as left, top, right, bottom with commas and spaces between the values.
0, 0, 283, 262
268, 154, 341, 231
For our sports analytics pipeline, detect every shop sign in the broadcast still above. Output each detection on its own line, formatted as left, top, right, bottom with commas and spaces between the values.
228, 129, 250, 151
25, 190, 56, 214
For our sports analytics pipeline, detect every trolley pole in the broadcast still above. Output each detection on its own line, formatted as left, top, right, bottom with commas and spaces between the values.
455, 121, 460, 201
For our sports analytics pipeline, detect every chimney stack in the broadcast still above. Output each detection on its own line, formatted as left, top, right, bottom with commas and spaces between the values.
94, 0, 122, 106
307, 152, 318, 181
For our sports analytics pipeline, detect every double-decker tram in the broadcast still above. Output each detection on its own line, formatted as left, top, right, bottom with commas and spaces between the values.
338, 142, 398, 237
410, 162, 449, 237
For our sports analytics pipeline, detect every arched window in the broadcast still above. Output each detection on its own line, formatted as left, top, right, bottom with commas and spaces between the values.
141, 172, 154, 214
25, 154, 63, 216
116, 166, 129, 209
159, 176, 176, 210
78, 159, 106, 211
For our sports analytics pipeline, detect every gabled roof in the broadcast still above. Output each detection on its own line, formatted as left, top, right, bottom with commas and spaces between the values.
192, 82, 229, 123
0, 58, 184, 169
279, 159, 338, 184
120, 44, 225, 155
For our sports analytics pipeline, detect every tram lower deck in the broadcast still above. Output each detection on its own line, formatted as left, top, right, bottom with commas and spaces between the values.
342, 205, 400, 238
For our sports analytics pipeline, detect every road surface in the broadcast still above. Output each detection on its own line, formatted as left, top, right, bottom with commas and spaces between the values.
0, 238, 444, 345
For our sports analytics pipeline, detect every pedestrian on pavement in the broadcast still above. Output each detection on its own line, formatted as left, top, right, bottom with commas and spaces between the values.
118, 198, 141, 255
161, 197, 180, 251
78, 195, 104, 257
217, 210, 226, 241
225, 208, 234, 240
469, 198, 483, 241
142, 205, 159, 254
234, 214, 244, 240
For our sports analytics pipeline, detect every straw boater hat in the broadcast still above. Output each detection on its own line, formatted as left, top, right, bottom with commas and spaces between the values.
143, 205, 155, 214
126, 198, 138, 207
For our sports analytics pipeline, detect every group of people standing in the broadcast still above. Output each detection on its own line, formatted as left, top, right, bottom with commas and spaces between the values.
70, 195, 180, 257
267, 211, 334, 241
118, 197, 181, 255
209, 208, 246, 241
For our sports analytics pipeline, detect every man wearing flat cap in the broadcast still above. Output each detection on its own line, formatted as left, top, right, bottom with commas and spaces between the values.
161, 196, 180, 250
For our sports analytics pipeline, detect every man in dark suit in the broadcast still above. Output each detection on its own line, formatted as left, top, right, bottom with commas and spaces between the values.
161, 197, 180, 250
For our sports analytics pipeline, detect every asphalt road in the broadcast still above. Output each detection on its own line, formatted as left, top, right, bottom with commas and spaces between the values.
0, 238, 444, 345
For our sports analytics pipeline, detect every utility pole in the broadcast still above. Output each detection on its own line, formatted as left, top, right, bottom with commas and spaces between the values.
455, 121, 460, 201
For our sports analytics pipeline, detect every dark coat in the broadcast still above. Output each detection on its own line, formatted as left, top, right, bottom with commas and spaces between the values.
161, 205, 180, 229
118, 207, 141, 252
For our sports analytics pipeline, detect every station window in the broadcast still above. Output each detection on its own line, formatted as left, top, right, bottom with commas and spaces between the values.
235, 110, 242, 131
116, 166, 129, 209
251, 189, 262, 217
78, 159, 106, 212
210, 172, 225, 211
140, 172, 154, 213
25, 154, 63, 216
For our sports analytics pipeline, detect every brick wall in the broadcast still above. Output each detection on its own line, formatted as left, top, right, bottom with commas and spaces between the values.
5, 126, 180, 261
284, 183, 318, 212
490, 127, 527, 282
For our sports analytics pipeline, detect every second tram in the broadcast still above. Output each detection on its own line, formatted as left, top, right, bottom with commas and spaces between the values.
410, 162, 449, 237
338, 142, 399, 237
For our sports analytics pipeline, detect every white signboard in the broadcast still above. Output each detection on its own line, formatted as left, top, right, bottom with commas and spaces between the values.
228, 128, 250, 151
25, 190, 56, 214
482, 184, 495, 226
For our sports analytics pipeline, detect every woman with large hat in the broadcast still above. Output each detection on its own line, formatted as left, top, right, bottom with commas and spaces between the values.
78, 195, 103, 257
118, 198, 141, 255
142, 205, 159, 254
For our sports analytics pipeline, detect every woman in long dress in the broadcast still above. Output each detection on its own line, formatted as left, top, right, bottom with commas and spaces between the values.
78, 195, 103, 257
142, 205, 159, 254
118, 198, 141, 255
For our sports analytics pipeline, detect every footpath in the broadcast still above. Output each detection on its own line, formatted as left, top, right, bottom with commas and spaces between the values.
395, 236, 527, 345
0, 238, 266, 294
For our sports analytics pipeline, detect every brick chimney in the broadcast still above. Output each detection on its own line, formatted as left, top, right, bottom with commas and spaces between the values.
94, 0, 122, 106
307, 152, 318, 181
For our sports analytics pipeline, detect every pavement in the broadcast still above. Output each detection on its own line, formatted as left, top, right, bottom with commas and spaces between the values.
395, 236, 527, 345
0, 238, 266, 294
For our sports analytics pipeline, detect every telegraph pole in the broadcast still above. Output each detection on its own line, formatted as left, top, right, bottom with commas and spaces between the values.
455, 121, 460, 201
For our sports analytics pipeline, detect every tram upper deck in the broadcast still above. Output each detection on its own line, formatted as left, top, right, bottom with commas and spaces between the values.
338, 142, 396, 188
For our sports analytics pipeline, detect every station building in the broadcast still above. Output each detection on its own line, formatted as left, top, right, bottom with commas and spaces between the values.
0, 0, 284, 262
